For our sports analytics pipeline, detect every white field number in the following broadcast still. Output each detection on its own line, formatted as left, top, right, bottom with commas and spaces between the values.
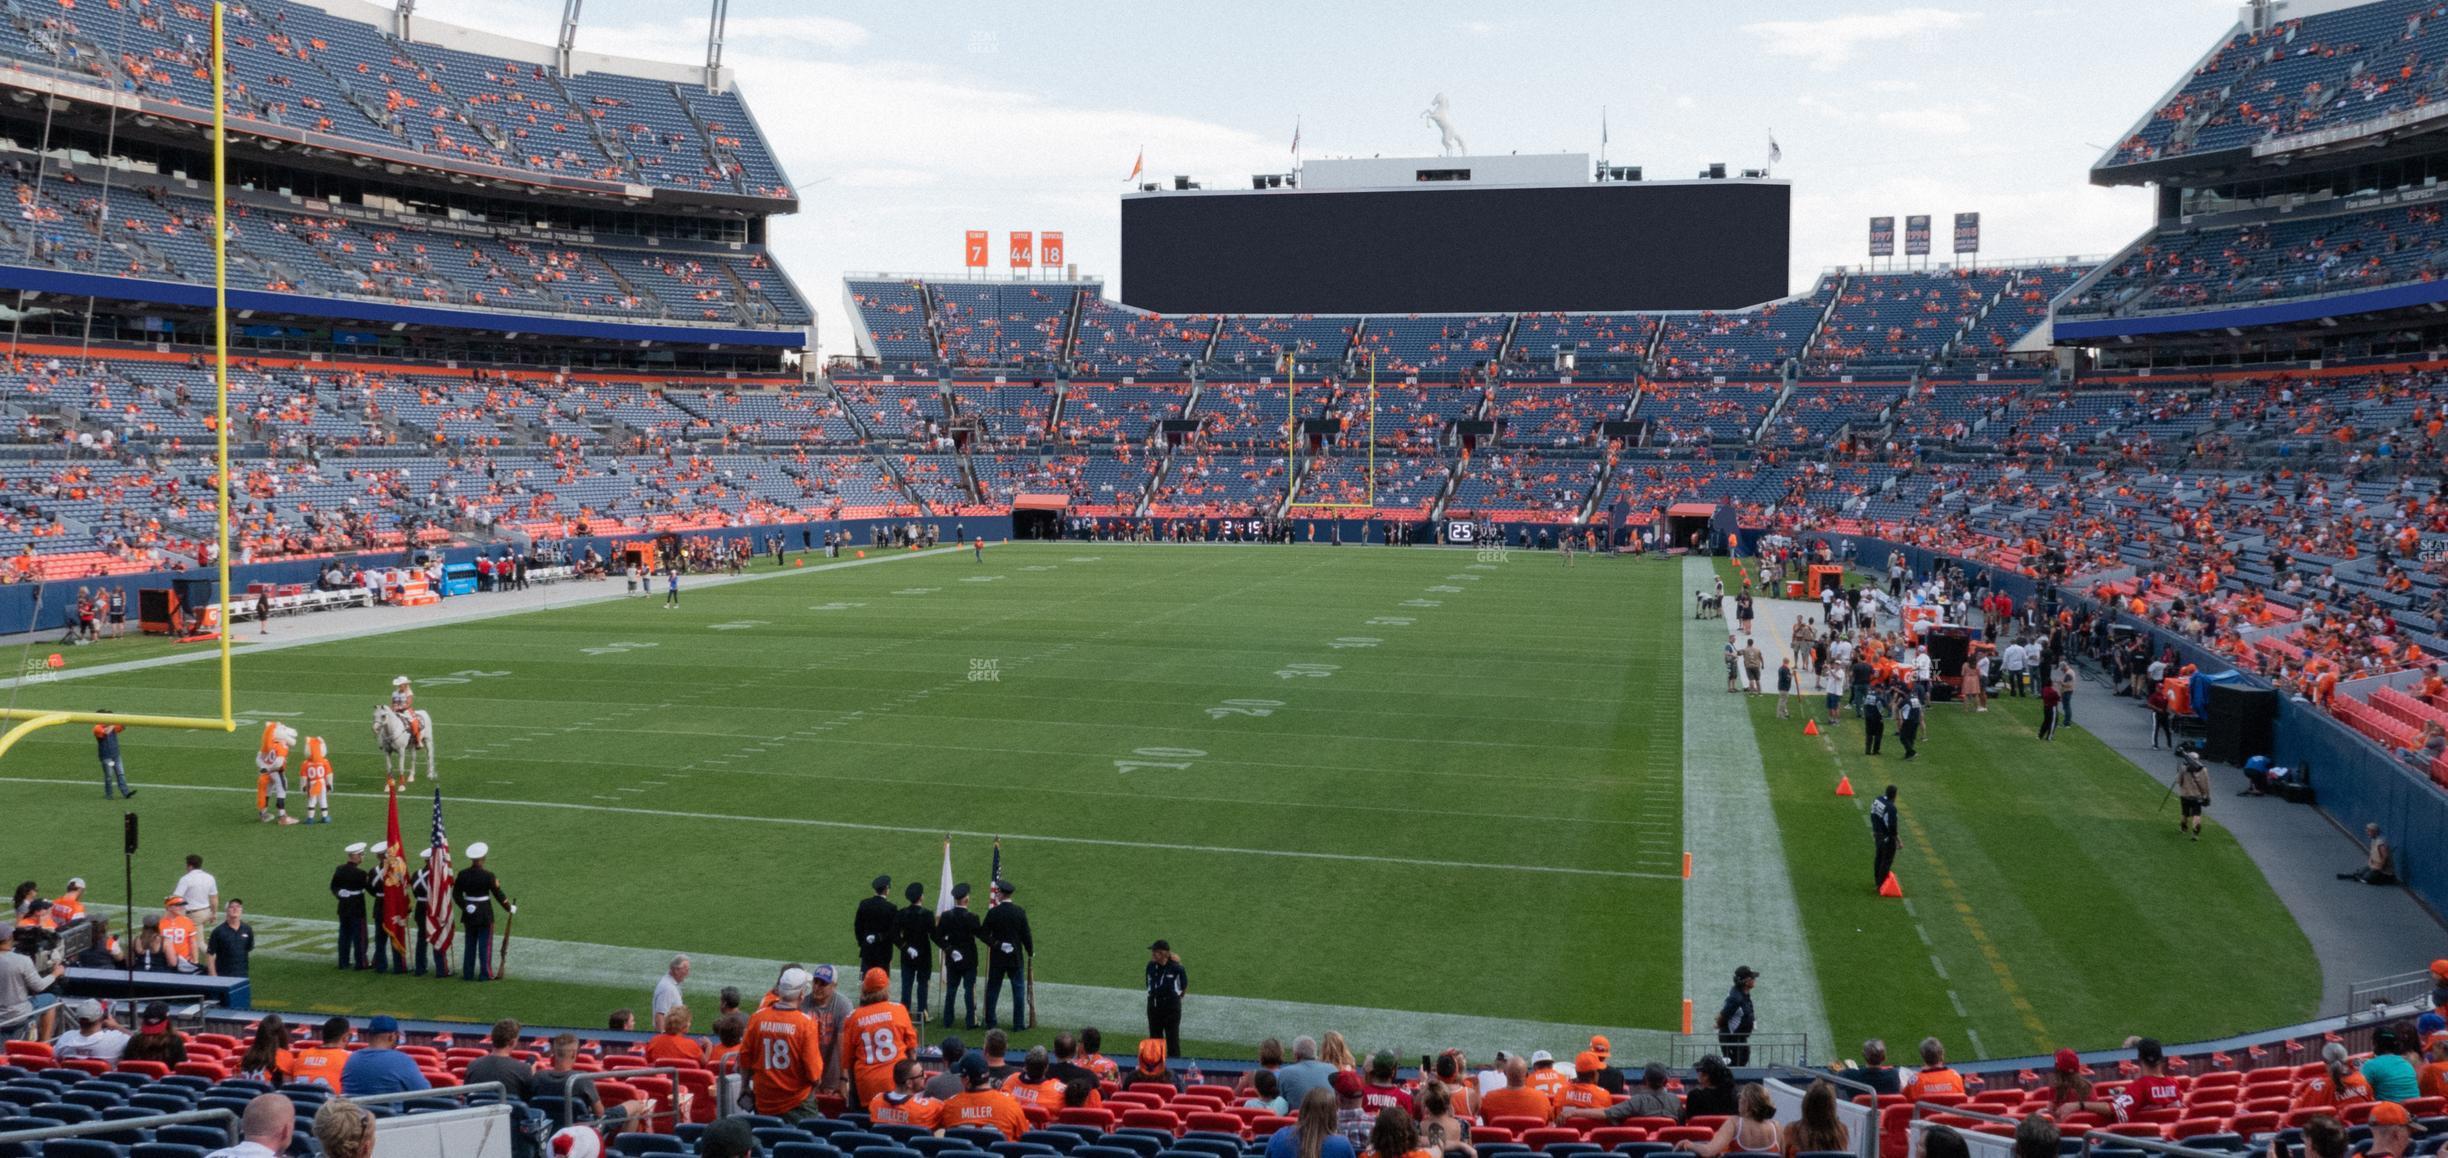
1400, 599, 1442, 608
1366, 616, 1415, 627
1207, 698, 1283, 720
1115, 746, 1206, 774
1275, 662, 1340, 679
421, 669, 511, 685
581, 642, 658, 656
1326, 636, 1381, 650
808, 602, 868, 611
708, 620, 769, 631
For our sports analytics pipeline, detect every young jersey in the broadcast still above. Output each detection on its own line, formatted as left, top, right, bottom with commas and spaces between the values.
871, 1090, 945, 1131
742, 1006, 827, 1114
844, 1000, 917, 1102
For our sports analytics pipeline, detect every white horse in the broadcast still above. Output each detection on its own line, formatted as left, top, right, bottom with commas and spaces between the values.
374, 704, 436, 784
1422, 93, 1467, 157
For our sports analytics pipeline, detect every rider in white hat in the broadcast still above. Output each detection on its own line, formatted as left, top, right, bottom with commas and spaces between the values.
390, 676, 413, 713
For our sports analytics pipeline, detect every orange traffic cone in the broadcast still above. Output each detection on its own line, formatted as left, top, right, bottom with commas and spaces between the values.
1878, 873, 1904, 898
1835, 774, 1854, 797
1803, 719, 1820, 737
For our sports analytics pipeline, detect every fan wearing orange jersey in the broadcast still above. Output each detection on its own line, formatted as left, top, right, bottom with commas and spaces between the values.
743, 967, 829, 1120
846, 968, 919, 1108
869, 1058, 946, 1134
299, 736, 335, 825
1001, 1047, 1066, 1111
256, 721, 298, 825
940, 1052, 1029, 1141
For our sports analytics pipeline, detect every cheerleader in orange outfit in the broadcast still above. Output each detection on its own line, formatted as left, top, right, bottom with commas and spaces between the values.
257, 721, 298, 825
299, 735, 334, 825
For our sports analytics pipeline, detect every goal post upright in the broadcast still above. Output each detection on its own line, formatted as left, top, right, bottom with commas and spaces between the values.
1284, 350, 1376, 513
0, 2, 237, 759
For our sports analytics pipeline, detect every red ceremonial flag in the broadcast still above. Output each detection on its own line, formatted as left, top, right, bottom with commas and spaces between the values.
381, 778, 409, 957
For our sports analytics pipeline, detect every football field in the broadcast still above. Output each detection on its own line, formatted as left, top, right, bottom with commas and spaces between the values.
0, 543, 2319, 1061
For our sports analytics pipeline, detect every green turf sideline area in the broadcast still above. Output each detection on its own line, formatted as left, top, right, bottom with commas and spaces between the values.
1732, 602, 2319, 1059
0, 543, 1685, 1056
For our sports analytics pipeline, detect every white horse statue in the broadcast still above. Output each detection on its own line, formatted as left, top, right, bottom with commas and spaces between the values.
374, 703, 436, 784
1423, 93, 1467, 156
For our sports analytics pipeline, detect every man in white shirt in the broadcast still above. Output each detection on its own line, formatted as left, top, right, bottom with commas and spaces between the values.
652, 954, 690, 1023
205, 1093, 293, 1158
174, 854, 219, 916
52, 999, 130, 1062
2001, 642, 2028, 697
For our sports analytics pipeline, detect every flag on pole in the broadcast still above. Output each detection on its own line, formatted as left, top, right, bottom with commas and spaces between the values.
423, 788, 455, 959
380, 778, 409, 959
937, 837, 956, 917
1602, 107, 1609, 149
990, 837, 1003, 885
1125, 148, 1143, 183
1768, 132, 1783, 165
1290, 118, 1301, 157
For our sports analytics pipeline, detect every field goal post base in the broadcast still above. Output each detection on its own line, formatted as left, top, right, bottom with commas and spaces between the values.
1281, 351, 1381, 514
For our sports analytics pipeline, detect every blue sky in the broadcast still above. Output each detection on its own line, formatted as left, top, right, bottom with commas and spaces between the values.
408, 0, 2245, 359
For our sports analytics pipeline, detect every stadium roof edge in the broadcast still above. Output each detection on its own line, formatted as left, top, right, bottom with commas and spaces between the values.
2090, 10, 2244, 185
294, 0, 720, 90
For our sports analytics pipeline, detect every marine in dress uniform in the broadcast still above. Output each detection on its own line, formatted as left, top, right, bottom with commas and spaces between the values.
981, 880, 1032, 1030
894, 882, 935, 1024
331, 843, 370, 970
855, 875, 898, 974
933, 883, 983, 1029
453, 842, 512, 981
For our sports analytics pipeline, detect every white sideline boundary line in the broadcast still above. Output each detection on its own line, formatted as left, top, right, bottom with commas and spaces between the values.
236, 914, 1673, 1057
0, 546, 960, 691
0, 777, 1682, 881
1681, 558, 1834, 1055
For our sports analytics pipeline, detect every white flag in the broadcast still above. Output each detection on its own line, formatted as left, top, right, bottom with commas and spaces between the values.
936, 837, 955, 917
1768, 133, 1783, 164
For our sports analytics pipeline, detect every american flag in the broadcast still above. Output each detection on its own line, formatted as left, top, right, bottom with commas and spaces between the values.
991, 837, 1002, 887
423, 788, 456, 957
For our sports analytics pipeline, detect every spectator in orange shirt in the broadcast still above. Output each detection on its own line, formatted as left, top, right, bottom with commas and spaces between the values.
742, 967, 828, 1121
1525, 1051, 1570, 1105
941, 1050, 1029, 1140
2293, 1043, 2373, 1111
870, 1058, 945, 1133
1479, 1057, 1553, 1123
1902, 1038, 1966, 1101
845, 967, 918, 1107
1553, 1053, 1614, 1122
1003, 1046, 1065, 1109
157, 896, 200, 973
707, 1012, 745, 1073
643, 1005, 706, 1067
290, 1017, 353, 1089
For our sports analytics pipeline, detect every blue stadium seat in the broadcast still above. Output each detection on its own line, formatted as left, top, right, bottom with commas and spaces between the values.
875, 1124, 930, 1143
1106, 1132, 1169, 1158
150, 1081, 208, 1097
772, 1145, 844, 1158
1071, 1144, 1141, 1158
805, 1120, 859, 1138
56, 1093, 121, 1114
130, 1146, 211, 1158
25, 1106, 95, 1126
990, 1142, 1058, 1158
1022, 1131, 1084, 1153
1174, 1138, 1240, 1158
833, 1131, 895, 1151
1050, 1127, 1108, 1144
910, 1138, 974, 1157
946, 1129, 1007, 1151
854, 1146, 924, 1158
611, 1135, 687, 1156
1546, 1145, 1602, 1158
121, 1097, 191, 1117
80, 1080, 143, 1095
148, 1128, 228, 1152
754, 1130, 826, 1153
34, 1140, 125, 1157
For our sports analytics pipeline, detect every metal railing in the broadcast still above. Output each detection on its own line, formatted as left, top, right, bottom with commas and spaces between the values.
0, 1106, 236, 1147
1670, 1031, 1811, 1068
2075, 1129, 2242, 1158
2344, 968, 2434, 1018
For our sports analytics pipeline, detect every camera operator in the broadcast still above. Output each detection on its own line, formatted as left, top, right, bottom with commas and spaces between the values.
2, 922, 66, 1040
2175, 746, 2212, 842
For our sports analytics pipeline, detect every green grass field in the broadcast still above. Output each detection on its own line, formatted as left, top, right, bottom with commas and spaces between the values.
0, 544, 2320, 1061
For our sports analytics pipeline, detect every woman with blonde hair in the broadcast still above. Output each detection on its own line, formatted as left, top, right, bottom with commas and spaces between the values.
313, 1098, 377, 1158
1676, 1084, 1780, 1156
1320, 1031, 1357, 1072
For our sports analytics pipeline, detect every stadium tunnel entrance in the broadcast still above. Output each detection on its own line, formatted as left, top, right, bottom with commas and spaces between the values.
1012, 494, 1070, 539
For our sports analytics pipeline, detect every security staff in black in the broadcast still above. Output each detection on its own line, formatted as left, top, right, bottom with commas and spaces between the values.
1870, 785, 1901, 891
1144, 939, 1187, 1059
331, 843, 370, 970
981, 878, 1033, 1030
453, 842, 511, 981
933, 882, 983, 1029
855, 874, 898, 974
1715, 966, 1758, 1066
895, 881, 935, 1024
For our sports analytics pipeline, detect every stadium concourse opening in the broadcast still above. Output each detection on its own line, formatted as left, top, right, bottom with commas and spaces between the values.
1012, 495, 1069, 539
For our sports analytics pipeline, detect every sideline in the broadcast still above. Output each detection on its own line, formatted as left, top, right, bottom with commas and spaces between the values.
1681, 557, 1835, 1055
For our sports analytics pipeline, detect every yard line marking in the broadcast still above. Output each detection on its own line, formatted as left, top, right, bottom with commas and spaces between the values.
231, 913, 1669, 1057
1916, 924, 1934, 947
1966, 1029, 1987, 1057
1929, 954, 1950, 980
1948, 990, 1969, 1017
0, 776, 1681, 880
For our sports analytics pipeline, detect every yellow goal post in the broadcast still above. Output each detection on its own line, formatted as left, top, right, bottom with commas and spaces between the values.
0, 3, 239, 758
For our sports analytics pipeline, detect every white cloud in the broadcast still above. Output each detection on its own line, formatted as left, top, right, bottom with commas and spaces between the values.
837, 168, 939, 189
1741, 8, 1978, 69
1866, 79, 1921, 94
1876, 106, 1974, 135
1673, 95, 1699, 110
